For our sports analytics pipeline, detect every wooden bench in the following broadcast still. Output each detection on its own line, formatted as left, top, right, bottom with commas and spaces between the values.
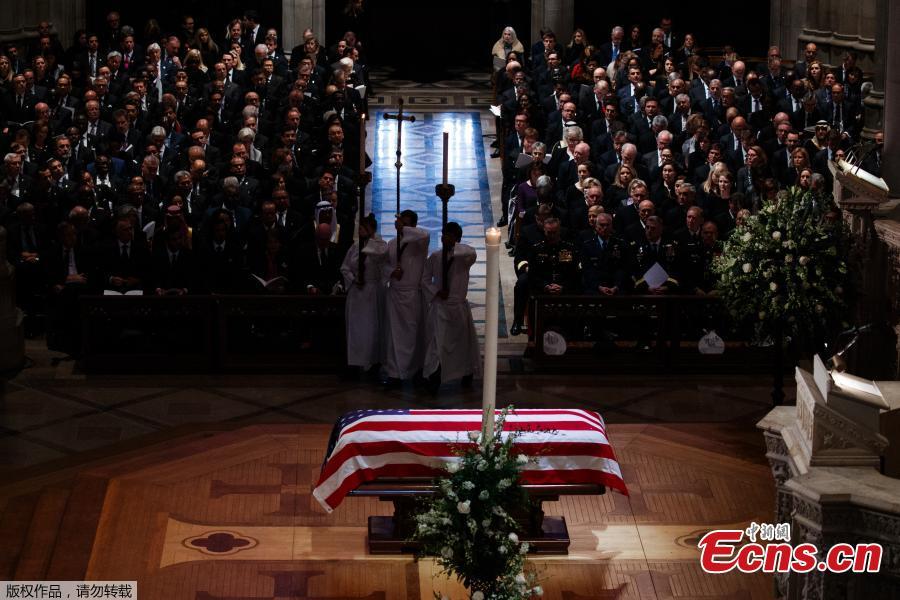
348, 478, 605, 555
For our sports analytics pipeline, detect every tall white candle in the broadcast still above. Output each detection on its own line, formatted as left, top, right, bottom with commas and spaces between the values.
442, 131, 449, 185
482, 227, 501, 442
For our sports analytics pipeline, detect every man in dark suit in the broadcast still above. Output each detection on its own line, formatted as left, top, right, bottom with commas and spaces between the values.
581, 212, 628, 295
97, 216, 151, 293
294, 222, 342, 294
151, 225, 194, 294
4, 74, 37, 126
594, 26, 625, 67
44, 221, 93, 354
793, 43, 818, 79
822, 83, 858, 140
196, 212, 246, 293
791, 94, 824, 132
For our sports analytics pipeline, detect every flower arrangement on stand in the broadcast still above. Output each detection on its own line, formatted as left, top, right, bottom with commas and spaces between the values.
713, 187, 849, 402
413, 410, 543, 600
713, 187, 849, 341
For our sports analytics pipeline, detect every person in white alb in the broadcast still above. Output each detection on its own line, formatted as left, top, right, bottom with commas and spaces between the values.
421, 222, 479, 391
381, 210, 430, 385
340, 213, 388, 375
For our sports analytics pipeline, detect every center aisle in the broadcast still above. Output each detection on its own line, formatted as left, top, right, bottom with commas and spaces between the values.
368, 110, 506, 337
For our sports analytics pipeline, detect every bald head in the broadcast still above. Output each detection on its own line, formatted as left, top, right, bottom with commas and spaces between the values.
316, 222, 332, 241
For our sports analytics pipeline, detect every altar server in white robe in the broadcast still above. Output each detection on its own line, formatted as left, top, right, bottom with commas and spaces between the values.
340, 213, 388, 372
382, 210, 430, 383
422, 222, 480, 386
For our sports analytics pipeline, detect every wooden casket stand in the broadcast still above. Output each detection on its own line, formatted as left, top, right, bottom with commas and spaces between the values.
348, 479, 605, 555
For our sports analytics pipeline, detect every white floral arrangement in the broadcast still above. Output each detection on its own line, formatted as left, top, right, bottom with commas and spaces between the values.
713, 187, 848, 339
414, 410, 543, 600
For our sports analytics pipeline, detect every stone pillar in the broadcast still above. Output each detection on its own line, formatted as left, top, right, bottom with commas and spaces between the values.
770, 0, 809, 59
282, 0, 326, 51
880, 1, 900, 193
0, 0, 85, 58
531, 0, 573, 45
0, 227, 25, 372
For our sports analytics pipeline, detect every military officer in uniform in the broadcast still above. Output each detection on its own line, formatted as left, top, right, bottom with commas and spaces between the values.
630, 215, 679, 293
528, 216, 580, 296
581, 213, 628, 295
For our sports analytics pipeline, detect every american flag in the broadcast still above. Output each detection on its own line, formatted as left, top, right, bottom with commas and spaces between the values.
313, 408, 628, 512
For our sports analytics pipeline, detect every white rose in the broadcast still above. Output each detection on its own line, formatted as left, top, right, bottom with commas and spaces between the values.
519, 542, 530, 554
785, 254, 793, 263
446, 462, 460, 473
772, 231, 782, 240
476, 460, 488, 471
742, 263, 752, 273
799, 256, 809, 266
482, 519, 492, 528
741, 232, 753, 242
462, 481, 475, 490
515, 573, 528, 585
472, 592, 485, 600
532, 586, 544, 596
457, 500, 471, 514
769, 282, 778, 292
508, 532, 519, 543
516, 454, 529, 465
478, 490, 490, 501
498, 545, 508, 554
497, 478, 511, 490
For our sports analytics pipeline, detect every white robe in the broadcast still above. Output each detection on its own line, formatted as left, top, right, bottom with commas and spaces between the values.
382, 226, 430, 379
340, 237, 388, 369
421, 243, 480, 383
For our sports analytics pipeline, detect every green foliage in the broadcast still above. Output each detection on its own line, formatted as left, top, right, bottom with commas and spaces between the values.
413, 410, 543, 600
713, 187, 849, 340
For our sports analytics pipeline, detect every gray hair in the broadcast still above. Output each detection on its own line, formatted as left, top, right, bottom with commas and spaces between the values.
150, 126, 166, 138
675, 93, 690, 103
174, 170, 190, 181
107, 50, 122, 61
4, 152, 18, 164
255, 44, 267, 54
237, 127, 256, 142
142, 155, 159, 168
147, 43, 161, 53
222, 176, 239, 191
241, 105, 258, 119
652, 115, 669, 129
679, 183, 696, 194
563, 126, 583, 143
531, 142, 546, 154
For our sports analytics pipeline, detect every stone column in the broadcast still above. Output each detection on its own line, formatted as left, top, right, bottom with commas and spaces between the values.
282, 0, 326, 51
770, 0, 809, 59
531, 0, 573, 45
881, 1, 900, 193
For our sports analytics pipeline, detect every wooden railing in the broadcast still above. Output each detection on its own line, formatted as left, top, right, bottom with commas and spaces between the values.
530, 294, 775, 373
80, 295, 346, 373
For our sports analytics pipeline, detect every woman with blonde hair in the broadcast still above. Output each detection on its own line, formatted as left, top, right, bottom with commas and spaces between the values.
606, 163, 635, 208
565, 28, 589, 65
193, 27, 220, 69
